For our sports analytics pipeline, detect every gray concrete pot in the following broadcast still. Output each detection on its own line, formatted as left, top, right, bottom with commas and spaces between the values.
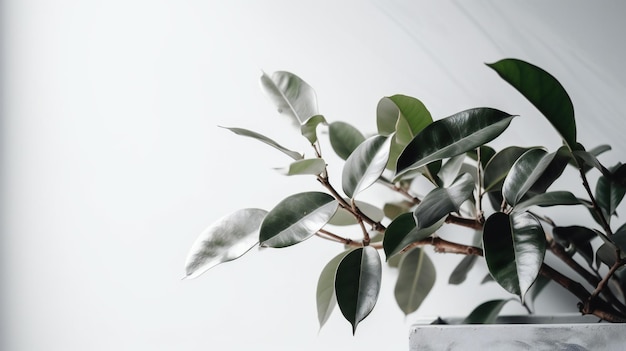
409, 315, 624, 350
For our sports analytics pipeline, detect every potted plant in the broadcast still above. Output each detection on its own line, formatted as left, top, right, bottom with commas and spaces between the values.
183, 58, 626, 344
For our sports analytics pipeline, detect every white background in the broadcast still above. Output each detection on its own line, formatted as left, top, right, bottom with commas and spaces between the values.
3, 1, 626, 350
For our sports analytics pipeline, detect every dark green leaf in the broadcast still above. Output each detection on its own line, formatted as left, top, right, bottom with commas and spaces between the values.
301, 115, 327, 144
487, 58, 576, 149
462, 299, 513, 324
573, 150, 612, 176
596, 163, 626, 222
184, 208, 267, 279
394, 247, 436, 315
596, 242, 619, 269
513, 191, 582, 213
414, 173, 475, 229
221, 126, 303, 160
260, 192, 338, 247
448, 255, 477, 285
483, 146, 530, 193
335, 246, 382, 334
526, 146, 570, 197
329, 121, 365, 160
502, 148, 555, 206
274, 158, 326, 176
395, 108, 515, 179
483, 212, 546, 301
383, 213, 443, 259
260, 71, 318, 125
553, 226, 597, 267
342, 135, 392, 199
316, 250, 351, 329
612, 230, 626, 254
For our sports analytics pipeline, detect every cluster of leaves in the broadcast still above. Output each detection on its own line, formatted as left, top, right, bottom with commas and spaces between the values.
184, 59, 626, 333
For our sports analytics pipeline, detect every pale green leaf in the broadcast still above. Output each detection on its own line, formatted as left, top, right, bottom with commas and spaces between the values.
328, 200, 384, 226
184, 208, 267, 279
260, 71, 318, 125
463, 299, 514, 324
394, 247, 436, 315
316, 250, 351, 329
221, 126, 303, 160
328, 121, 365, 160
274, 158, 326, 176
414, 173, 475, 229
301, 115, 327, 144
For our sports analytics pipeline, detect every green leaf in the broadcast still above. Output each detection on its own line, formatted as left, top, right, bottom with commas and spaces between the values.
438, 154, 466, 187
328, 121, 365, 160
483, 146, 530, 193
552, 226, 597, 267
274, 158, 326, 176
462, 299, 513, 324
184, 208, 267, 279
613, 230, 626, 254
502, 148, 555, 206
487, 58, 576, 149
395, 108, 515, 179
342, 134, 392, 199
596, 163, 626, 222
414, 173, 475, 229
328, 200, 384, 226
573, 150, 612, 176
466, 145, 496, 170
513, 191, 582, 213
377, 95, 433, 136
383, 213, 444, 258
448, 255, 478, 285
394, 247, 436, 315
260, 192, 338, 248
526, 146, 570, 197
316, 250, 351, 329
383, 201, 413, 221
483, 212, 546, 301
221, 126, 303, 160
260, 71, 318, 125
301, 115, 327, 144
335, 246, 382, 334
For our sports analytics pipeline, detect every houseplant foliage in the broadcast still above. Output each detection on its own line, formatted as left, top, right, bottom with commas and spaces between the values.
184, 58, 626, 333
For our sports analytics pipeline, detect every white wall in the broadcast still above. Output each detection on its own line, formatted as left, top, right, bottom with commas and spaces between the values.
2, 1, 625, 350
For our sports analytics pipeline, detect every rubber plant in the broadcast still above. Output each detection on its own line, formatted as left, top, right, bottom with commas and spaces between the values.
184, 59, 626, 333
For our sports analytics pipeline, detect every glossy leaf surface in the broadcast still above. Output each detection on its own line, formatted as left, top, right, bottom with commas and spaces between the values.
513, 191, 581, 213
275, 158, 326, 176
483, 212, 546, 301
502, 148, 555, 206
260, 71, 318, 125
260, 192, 338, 247
301, 115, 327, 144
342, 135, 392, 199
414, 173, 474, 229
596, 163, 626, 222
394, 247, 436, 315
335, 246, 382, 334
463, 299, 513, 324
377, 95, 432, 136
222, 127, 302, 160
329, 121, 365, 160
483, 146, 529, 192
184, 208, 267, 279
395, 108, 515, 178
383, 213, 443, 259
438, 154, 466, 187
488, 58, 576, 149
316, 250, 351, 329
